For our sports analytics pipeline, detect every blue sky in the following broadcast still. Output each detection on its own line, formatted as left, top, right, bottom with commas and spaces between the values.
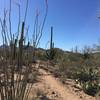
0, 0, 100, 51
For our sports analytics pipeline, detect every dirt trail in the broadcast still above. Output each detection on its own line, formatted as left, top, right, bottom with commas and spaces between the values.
30, 63, 95, 100
38, 68, 95, 100
39, 68, 82, 100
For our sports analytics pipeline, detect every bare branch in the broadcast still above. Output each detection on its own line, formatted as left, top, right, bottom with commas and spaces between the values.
9, 0, 12, 40
14, 1, 21, 41
24, 0, 29, 23
36, 0, 48, 47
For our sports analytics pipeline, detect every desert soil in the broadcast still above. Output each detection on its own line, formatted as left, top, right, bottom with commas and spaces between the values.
29, 63, 96, 100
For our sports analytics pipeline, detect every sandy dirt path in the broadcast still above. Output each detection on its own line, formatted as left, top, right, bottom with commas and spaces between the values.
29, 63, 95, 100
38, 68, 95, 100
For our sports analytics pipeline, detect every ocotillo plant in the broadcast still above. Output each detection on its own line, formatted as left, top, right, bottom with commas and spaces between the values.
0, 0, 48, 100
32, 0, 48, 62
46, 26, 55, 60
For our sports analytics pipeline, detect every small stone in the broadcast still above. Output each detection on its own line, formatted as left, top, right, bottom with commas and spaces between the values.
80, 96, 83, 98
52, 91, 55, 94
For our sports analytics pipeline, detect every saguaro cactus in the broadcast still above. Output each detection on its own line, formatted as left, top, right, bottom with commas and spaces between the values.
18, 22, 25, 68
46, 26, 55, 60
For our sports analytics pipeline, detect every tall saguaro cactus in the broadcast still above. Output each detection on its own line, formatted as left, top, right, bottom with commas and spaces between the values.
50, 26, 53, 50
18, 22, 25, 69
46, 26, 55, 60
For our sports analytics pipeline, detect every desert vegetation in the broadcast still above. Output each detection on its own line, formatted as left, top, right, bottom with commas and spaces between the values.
0, 0, 48, 99
39, 45, 100, 97
0, 0, 100, 100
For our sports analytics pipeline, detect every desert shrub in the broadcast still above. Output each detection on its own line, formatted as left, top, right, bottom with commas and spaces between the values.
75, 66, 100, 96
82, 81, 99, 96
74, 50, 100, 96
68, 53, 83, 62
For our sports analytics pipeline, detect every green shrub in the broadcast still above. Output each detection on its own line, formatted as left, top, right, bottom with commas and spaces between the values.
82, 81, 99, 96
75, 67, 100, 96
